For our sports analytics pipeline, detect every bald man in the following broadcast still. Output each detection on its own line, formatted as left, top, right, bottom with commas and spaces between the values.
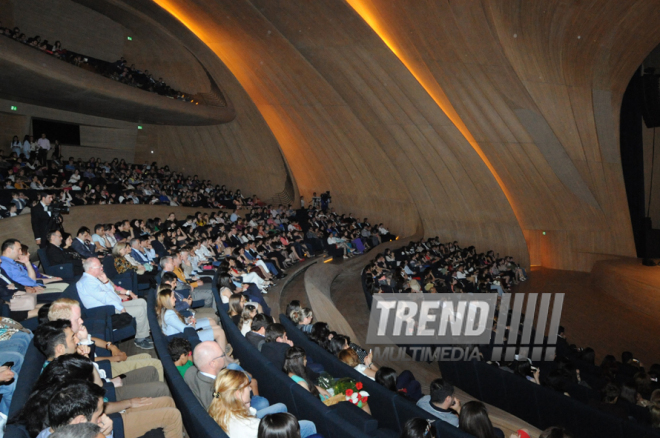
183, 341, 276, 415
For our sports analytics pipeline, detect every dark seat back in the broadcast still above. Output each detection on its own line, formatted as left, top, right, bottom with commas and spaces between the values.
147, 287, 230, 438
8, 340, 46, 417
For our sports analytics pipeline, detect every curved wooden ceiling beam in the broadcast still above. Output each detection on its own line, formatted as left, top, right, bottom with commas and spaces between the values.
344, 0, 523, 224
152, 0, 530, 263
341, 0, 660, 270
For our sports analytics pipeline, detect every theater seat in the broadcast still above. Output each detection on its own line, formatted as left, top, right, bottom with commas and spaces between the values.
62, 283, 136, 343
473, 361, 509, 411
37, 248, 74, 280
8, 340, 45, 418
146, 287, 230, 438
500, 371, 541, 426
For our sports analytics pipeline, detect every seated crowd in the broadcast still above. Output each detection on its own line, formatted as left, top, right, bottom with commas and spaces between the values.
0, 151, 268, 214
0, 150, 416, 437
364, 239, 526, 295
0, 23, 198, 104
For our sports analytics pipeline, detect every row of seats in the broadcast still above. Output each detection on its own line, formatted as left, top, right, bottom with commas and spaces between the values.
145, 268, 386, 438
361, 265, 659, 438
217, 303, 391, 437
279, 315, 474, 438
440, 358, 660, 438
146, 285, 228, 438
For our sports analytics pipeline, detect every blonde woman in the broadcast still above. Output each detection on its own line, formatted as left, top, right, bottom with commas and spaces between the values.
208, 369, 317, 438
156, 288, 228, 353
113, 242, 146, 275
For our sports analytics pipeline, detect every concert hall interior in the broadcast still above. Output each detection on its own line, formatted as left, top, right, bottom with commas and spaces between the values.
0, 1, 660, 438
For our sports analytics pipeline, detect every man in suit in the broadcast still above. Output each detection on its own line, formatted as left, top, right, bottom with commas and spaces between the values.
226, 227, 242, 248
184, 341, 271, 412
45, 230, 84, 277
260, 323, 294, 370
31, 192, 54, 248
71, 227, 97, 259
261, 323, 323, 377
245, 314, 270, 352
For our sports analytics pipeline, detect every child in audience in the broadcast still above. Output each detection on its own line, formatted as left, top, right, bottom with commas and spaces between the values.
168, 337, 193, 377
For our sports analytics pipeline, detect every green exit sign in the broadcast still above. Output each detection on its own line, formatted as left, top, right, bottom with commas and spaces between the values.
137, 126, 143, 130
10, 106, 17, 111
127, 36, 132, 41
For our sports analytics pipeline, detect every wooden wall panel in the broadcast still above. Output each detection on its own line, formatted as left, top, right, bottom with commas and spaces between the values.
80, 126, 137, 151
327, 0, 658, 271
11, 0, 126, 62
150, 0, 529, 264
0, 111, 29, 155
643, 125, 660, 228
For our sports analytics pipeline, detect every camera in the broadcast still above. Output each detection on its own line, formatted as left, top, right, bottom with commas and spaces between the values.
48, 200, 70, 215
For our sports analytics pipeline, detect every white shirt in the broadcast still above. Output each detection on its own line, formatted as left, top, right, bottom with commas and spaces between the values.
226, 409, 260, 438
41, 201, 51, 217
37, 138, 51, 150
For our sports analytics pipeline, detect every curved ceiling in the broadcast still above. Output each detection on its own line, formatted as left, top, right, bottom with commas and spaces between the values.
151, 0, 530, 265
10, 0, 660, 271
146, 0, 660, 271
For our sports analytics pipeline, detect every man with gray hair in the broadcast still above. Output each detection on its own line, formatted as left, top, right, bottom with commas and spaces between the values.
160, 255, 215, 309
76, 257, 152, 350
50, 422, 103, 438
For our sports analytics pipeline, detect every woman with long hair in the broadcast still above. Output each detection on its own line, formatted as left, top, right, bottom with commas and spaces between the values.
283, 347, 330, 401
238, 303, 258, 336
112, 241, 146, 275
458, 401, 502, 438
10, 135, 21, 157
156, 288, 229, 355
258, 413, 302, 438
208, 369, 254, 437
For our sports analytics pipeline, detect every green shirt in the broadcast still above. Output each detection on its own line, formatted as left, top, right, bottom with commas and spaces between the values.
177, 360, 194, 378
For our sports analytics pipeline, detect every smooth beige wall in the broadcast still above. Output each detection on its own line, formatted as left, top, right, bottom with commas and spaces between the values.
0, 98, 136, 161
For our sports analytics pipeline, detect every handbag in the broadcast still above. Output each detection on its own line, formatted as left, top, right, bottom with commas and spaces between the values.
9, 291, 37, 311
110, 312, 134, 330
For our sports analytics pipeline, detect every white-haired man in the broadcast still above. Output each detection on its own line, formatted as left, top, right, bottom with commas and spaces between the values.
76, 258, 152, 349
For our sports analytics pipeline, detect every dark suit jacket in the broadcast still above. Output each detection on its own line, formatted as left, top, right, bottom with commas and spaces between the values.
246, 331, 266, 352
261, 341, 290, 371
131, 249, 150, 264
71, 238, 97, 259
183, 365, 214, 410
45, 243, 83, 275
30, 202, 52, 243
46, 243, 76, 266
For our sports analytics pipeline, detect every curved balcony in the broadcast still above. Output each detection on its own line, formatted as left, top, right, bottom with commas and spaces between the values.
0, 36, 235, 125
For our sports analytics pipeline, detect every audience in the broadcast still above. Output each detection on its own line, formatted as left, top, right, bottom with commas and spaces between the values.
0, 25, 201, 105
416, 378, 460, 426
458, 401, 504, 438
208, 369, 317, 438
76, 258, 152, 350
